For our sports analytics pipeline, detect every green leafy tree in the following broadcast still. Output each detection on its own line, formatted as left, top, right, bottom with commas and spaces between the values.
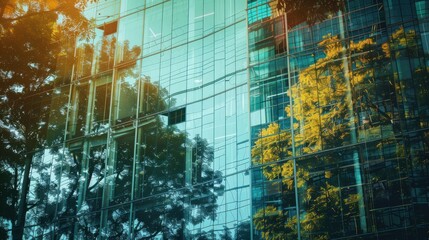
28, 74, 223, 238
219, 226, 233, 240
235, 220, 251, 240
127, 85, 223, 238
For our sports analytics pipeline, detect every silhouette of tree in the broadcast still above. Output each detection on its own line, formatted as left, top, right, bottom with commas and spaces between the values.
0, 1, 97, 238
219, 226, 233, 240
235, 220, 251, 240
24, 61, 223, 238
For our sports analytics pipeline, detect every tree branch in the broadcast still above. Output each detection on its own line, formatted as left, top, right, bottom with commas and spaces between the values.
26, 201, 41, 211
87, 175, 104, 192
140, 230, 161, 240
1, 6, 63, 23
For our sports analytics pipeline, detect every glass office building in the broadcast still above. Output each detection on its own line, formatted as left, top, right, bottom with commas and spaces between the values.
22, 0, 251, 239
249, 0, 429, 239
11, 0, 429, 239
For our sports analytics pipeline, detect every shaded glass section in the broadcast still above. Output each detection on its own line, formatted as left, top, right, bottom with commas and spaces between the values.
114, 65, 139, 124
69, 84, 89, 137
116, 12, 143, 65
248, 0, 429, 239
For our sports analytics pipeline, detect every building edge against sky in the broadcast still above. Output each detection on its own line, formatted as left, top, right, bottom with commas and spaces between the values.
5, 0, 429, 239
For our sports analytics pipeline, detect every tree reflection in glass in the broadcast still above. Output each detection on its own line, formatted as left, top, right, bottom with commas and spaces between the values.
252, 27, 421, 239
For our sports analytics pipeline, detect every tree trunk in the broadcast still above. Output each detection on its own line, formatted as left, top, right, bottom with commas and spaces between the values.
12, 154, 32, 240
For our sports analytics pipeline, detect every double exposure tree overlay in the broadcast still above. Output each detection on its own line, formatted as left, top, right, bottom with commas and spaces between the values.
28, 75, 223, 238
0, 1, 95, 239
109, 115, 223, 239
108, 82, 223, 239
252, 27, 418, 239
287, 35, 384, 153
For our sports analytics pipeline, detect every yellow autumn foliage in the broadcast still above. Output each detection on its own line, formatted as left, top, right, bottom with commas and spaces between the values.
253, 205, 297, 240
382, 27, 417, 58
285, 34, 381, 154
253, 27, 417, 240
252, 122, 291, 166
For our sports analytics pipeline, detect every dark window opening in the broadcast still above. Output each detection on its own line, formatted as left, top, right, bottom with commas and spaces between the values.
168, 108, 186, 125
99, 21, 118, 36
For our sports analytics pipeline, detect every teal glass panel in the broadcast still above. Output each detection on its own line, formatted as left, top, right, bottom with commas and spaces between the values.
75, 144, 106, 238
120, 0, 144, 15
94, 25, 117, 73
110, 133, 135, 205
114, 64, 140, 124
188, 0, 204, 40
161, 1, 173, 49
46, 87, 70, 144
214, 0, 225, 29
170, 44, 188, 106
203, 0, 215, 35
143, 4, 162, 56
95, 0, 120, 25
247, 0, 271, 24
91, 77, 112, 133
75, 38, 94, 78
116, 12, 143, 64
70, 84, 89, 137
145, 0, 164, 8
172, 0, 189, 45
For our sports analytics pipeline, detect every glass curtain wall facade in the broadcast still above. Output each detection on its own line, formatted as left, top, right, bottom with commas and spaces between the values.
21, 0, 252, 239
249, 0, 429, 239
11, 0, 429, 239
